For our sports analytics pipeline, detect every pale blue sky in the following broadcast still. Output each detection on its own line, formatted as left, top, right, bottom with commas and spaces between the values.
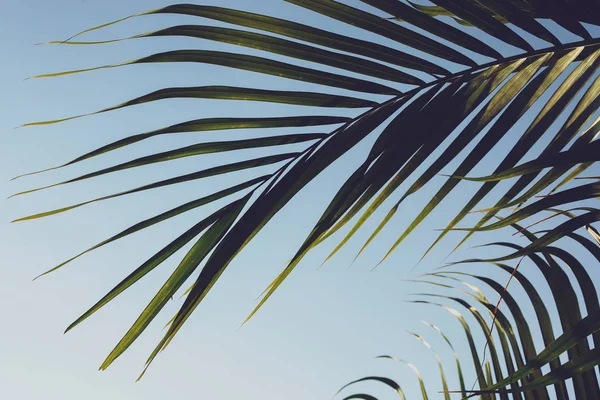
1, 1, 599, 400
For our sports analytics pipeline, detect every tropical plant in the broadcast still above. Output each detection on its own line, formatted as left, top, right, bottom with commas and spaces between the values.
17, 0, 600, 397
338, 214, 600, 399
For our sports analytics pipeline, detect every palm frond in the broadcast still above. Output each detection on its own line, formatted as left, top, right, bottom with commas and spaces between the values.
21, 0, 600, 381
341, 214, 600, 399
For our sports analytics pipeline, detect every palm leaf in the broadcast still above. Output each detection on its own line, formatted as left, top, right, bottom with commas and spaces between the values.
343, 216, 600, 399
22, 0, 600, 384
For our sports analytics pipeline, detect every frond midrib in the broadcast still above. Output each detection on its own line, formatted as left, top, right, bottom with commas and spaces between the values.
402, 37, 600, 102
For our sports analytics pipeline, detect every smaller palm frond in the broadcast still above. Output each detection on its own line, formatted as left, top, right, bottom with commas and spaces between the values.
339, 214, 600, 399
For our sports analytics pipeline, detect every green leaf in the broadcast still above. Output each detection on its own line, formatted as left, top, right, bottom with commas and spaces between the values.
377, 356, 430, 400
456, 140, 600, 183
29, 177, 266, 277
140, 98, 407, 374
362, 0, 503, 59
483, 348, 600, 395
411, 301, 491, 396
487, 230, 600, 398
378, 55, 540, 263
435, 265, 569, 398
473, 0, 561, 45
99, 196, 248, 370
452, 182, 600, 232
423, 47, 583, 260
452, 47, 600, 252
65, 198, 247, 335
285, 0, 477, 68
422, 321, 468, 399
12, 153, 296, 208
317, 64, 507, 262
33, 50, 402, 95
22, 86, 377, 127
409, 332, 451, 400
27, 1, 600, 384
309, 83, 450, 263
342, 395, 379, 400
16, 121, 335, 179
50, 25, 423, 85
428, 0, 534, 51
337, 376, 405, 399
66, 4, 449, 73
482, 309, 600, 392
419, 294, 509, 399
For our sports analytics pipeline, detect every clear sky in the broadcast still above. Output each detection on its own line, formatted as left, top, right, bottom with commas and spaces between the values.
1, 1, 599, 400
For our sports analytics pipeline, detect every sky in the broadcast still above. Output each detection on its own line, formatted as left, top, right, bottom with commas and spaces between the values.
1, 1, 599, 400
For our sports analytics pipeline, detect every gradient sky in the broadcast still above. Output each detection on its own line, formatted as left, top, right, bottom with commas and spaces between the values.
2, 1, 599, 400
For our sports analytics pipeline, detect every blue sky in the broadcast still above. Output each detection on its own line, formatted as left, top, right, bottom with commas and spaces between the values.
2, 1, 599, 400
